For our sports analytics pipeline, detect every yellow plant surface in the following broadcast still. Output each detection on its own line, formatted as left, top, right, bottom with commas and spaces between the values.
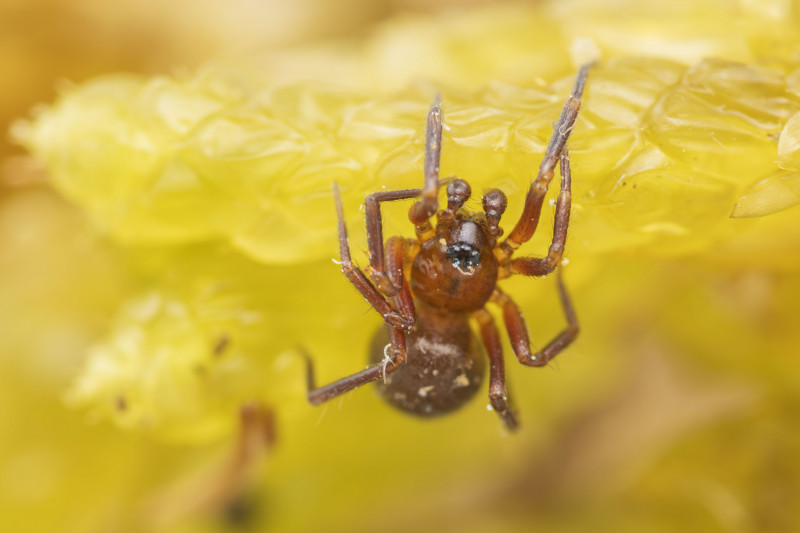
5, 0, 800, 532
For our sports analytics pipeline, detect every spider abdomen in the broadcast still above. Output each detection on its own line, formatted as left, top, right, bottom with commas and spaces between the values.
369, 312, 485, 417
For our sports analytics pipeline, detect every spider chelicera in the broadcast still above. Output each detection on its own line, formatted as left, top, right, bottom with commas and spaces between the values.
306, 65, 592, 431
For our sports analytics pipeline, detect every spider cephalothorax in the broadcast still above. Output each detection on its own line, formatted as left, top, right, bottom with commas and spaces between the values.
306, 64, 593, 431
411, 201, 499, 313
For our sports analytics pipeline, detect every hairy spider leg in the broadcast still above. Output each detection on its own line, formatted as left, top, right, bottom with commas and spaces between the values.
331, 184, 413, 330
497, 63, 592, 263
306, 187, 415, 405
363, 95, 446, 300
408, 95, 443, 240
473, 309, 519, 431
364, 189, 422, 296
491, 270, 579, 367
507, 150, 572, 277
307, 327, 407, 405
381, 235, 416, 324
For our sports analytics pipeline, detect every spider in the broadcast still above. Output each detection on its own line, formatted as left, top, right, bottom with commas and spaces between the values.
306, 64, 592, 431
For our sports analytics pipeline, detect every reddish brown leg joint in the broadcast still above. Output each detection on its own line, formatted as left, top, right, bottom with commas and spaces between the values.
365, 189, 422, 296
306, 327, 408, 405
474, 309, 519, 431
492, 272, 578, 367
334, 184, 412, 330
508, 148, 572, 277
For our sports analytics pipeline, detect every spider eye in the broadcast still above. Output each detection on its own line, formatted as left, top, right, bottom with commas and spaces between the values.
446, 243, 481, 270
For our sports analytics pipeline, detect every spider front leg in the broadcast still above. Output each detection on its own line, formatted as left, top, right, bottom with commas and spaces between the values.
408, 94, 443, 240
507, 150, 572, 277
491, 272, 579, 367
473, 309, 519, 431
360, 98, 440, 295
497, 63, 591, 263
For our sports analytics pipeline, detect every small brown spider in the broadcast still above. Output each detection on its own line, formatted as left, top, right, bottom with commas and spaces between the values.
306, 65, 592, 431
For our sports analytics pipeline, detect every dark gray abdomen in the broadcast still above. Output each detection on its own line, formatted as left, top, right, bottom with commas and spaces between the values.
369, 320, 485, 417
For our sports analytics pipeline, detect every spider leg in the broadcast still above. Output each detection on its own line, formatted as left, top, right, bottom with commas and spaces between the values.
491, 271, 579, 367
383, 236, 416, 324
498, 63, 592, 262
333, 184, 412, 330
306, 327, 407, 405
506, 149, 572, 277
408, 95, 443, 240
305, 189, 415, 405
364, 189, 421, 296
473, 308, 519, 431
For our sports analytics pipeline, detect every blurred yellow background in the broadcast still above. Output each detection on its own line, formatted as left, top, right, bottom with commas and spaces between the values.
2, 0, 800, 532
